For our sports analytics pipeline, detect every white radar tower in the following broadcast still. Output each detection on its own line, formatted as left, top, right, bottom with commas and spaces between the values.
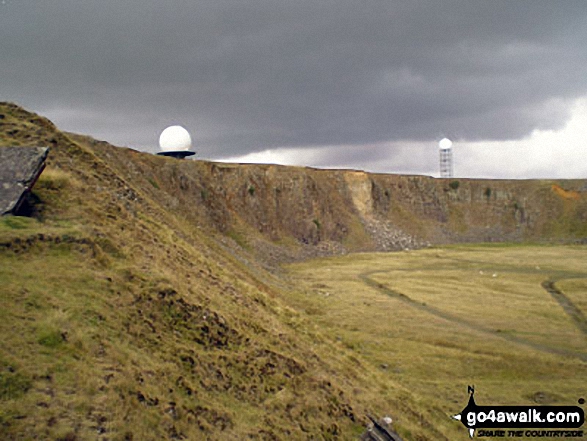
438, 138, 453, 178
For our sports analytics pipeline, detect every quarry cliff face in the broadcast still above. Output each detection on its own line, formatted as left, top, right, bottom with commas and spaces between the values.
3, 101, 587, 259
85, 139, 587, 258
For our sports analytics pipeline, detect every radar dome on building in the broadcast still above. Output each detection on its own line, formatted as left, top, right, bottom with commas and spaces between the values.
157, 125, 196, 159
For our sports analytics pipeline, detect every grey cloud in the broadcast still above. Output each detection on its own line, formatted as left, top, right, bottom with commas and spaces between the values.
2, 1, 587, 168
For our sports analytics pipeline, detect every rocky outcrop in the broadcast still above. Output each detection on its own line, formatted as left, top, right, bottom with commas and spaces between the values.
90, 146, 587, 264
0, 146, 48, 215
2, 102, 586, 263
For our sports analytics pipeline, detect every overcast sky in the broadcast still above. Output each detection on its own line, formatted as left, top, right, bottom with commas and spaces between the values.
2, 1, 586, 178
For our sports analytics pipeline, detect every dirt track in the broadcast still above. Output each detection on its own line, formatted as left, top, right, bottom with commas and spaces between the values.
359, 265, 587, 362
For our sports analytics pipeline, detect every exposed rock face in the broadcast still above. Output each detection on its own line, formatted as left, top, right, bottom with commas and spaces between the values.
96, 150, 587, 261
2, 101, 586, 261
0, 146, 48, 215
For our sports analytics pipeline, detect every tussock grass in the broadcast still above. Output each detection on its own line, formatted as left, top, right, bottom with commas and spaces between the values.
37, 167, 72, 191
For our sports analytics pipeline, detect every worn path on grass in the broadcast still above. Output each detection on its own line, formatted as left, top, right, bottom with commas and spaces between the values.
541, 280, 587, 337
439, 256, 587, 339
358, 260, 587, 362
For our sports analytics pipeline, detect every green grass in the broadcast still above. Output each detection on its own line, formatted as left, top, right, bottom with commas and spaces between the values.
147, 177, 160, 189
0, 216, 39, 230
285, 245, 587, 440
226, 228, 251, 250
0, 365, 32, 401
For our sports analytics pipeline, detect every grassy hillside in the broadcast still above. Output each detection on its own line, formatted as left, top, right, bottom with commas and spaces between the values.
1, 102, 586, 440
0, 102, 404, 440
0, 216, 383, 440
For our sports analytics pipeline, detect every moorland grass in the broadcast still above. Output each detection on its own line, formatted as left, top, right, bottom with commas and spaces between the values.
286, 245, 587, 440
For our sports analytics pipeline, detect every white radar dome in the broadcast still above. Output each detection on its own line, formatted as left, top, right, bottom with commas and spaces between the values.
159, 125, 192, 152
439, 138, 453, 150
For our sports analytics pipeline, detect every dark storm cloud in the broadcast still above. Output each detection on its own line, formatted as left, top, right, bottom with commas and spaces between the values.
2, 1, 587, 159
